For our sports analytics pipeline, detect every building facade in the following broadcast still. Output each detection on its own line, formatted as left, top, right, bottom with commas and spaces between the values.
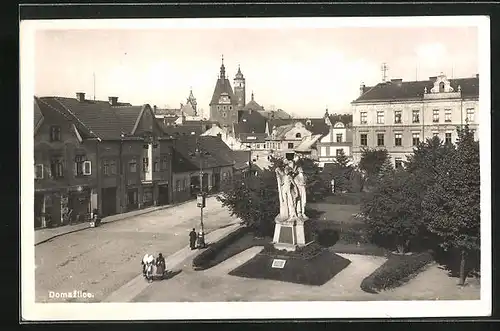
317, 120, 353, 168
209, 56, 239, 129
351, 73, 479, 168
34, 94, 174, 229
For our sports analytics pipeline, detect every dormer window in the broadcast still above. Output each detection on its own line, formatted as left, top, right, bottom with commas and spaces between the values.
439, 82, 445, 93
295, 133, 301, 138
306, 120, 312, 126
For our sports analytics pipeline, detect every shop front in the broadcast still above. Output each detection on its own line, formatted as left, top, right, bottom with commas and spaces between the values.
127, 187, 139, 211
157, 182, 170, 206
142, 185, 154, 208
67, 186, 92, 224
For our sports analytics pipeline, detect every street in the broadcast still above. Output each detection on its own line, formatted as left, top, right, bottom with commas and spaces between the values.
35, 196, 238, 303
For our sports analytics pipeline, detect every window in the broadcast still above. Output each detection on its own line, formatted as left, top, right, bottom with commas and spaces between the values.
377, 133, 384, 146
394, 133, 402, 146
154, 157, 160, 172
336, 149, 343, 156
412, 132, 420, 146
129, 158, 137, 173
161, 155, 168, 170
360, 112, 367, 124
433, 109, 439, 123
34, 164, 44, 179
336, 134, 342, 143
288, 142, 294, 149
466, 108, 475, 123
50, 126, 61, 142
110, 160, 117, 175
175, 180, 181, 192
395, 158, 403, 169
360, 134, 367, 146
295, 133, 301, 138
445, 132, 452, 144
256, 144, 261, 149
433, 132, 440, 138
394, 111, 402, 124
50, 156, 64, 178
142, 157, 150, 173
439, 82, 445, 93
103, 159, 110, 176
445, 109, 452, 122
74, 155, 85, 176
222, 112, 227, 118
412, 110, 420, 123
377, 111, 384, 124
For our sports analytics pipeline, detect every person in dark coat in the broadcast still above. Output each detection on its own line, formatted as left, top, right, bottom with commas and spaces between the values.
189, 228, 197, 250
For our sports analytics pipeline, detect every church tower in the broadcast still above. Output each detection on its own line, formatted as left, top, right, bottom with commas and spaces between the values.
186, 87, 197, 115
233, 65, 246, 109
209, 55, 239, 130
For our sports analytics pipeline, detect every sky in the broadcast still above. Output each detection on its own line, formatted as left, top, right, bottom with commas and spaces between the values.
34, 25, 478, 118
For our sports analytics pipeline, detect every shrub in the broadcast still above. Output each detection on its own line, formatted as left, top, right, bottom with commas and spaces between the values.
192, 226, 250, 270
315, 229, 339, 247
261, 242, 324, 260
360, 251, 434, 293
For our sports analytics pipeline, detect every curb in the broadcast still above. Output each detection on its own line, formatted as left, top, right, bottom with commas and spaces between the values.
35, 195, 220, 246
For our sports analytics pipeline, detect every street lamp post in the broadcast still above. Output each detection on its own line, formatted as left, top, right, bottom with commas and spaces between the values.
195, 137, 207, 248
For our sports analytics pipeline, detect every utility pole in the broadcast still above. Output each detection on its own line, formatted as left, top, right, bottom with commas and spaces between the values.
196, 118, 206, 248
381, 63, 389, 82
93, 72, 96, 101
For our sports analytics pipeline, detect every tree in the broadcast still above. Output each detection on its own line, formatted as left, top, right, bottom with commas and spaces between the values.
295, 157, 329, 202
334, 149, 351, 169
217, 170, 278, 237
422, 125, 480, 285
358, 148, 391, 188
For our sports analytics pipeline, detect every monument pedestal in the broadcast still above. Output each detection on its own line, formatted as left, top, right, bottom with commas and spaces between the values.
272, 215, 313, 251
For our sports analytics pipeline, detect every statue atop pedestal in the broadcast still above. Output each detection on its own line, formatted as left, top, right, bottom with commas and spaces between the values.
273, 157, 311, 250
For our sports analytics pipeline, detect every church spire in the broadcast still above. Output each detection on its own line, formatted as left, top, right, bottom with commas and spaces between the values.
220, 54, 226, 79
251, 91, 254, 101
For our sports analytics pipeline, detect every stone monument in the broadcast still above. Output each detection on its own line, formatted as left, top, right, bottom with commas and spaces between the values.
273, 158, 313, 251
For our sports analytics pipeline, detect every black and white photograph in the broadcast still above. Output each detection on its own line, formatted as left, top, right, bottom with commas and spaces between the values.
20, 16, 491, 320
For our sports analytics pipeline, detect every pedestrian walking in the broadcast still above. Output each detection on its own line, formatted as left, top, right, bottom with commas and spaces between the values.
189, 228, 197, 250
156, 253, 166, 279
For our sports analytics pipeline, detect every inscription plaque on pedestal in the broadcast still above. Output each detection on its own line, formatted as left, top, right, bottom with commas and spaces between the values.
278, 226, 294, 244
271, 259, 286, 268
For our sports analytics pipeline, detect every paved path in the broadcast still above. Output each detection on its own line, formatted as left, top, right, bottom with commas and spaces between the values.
35, 196, 239, 303
35, 198, 208, 245
104, 223, 241, 302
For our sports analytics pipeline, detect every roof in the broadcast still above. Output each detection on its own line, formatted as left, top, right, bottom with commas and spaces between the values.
34, 97, 44, 130
210, 78, 237, 105
232, 150, 251, 170
236, 111, 267, 134
295, 134, 323, 152
154, 108, 181, 116
267, 118, 330, 136
354, 76, 479, 103
239, 132, 267, 143
172, 135, 234, 172
258, 109, 292, 120
243, 99, 264, 112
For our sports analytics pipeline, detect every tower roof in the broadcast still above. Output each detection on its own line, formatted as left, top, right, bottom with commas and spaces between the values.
235, 64, 244, 80
219, 54, 226, 79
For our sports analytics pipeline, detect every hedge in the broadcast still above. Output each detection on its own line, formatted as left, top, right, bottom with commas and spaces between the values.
192, 226, 250, 270
312, 221, 369, 247
360, 251, 434, 294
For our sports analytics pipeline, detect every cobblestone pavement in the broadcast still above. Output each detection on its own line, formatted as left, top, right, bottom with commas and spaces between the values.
35, 197, 239, 303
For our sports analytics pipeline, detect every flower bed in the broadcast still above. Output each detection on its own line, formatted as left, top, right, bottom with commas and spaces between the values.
360, 251, 434, 294
192, 227, 271, 270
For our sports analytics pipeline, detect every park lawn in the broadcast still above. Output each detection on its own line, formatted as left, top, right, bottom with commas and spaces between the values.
308, 202, 361, 224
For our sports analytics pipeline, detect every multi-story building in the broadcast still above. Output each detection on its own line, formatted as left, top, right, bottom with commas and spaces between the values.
351, 73, 479, 168
209, 56, 240, 130
34, 93, 174, 228
316, 110, 353, 167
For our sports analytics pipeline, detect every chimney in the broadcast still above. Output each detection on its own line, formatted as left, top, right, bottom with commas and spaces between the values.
76, 92, 85, 102
153, 105, 157, 114
359, 82, 366, 96
476, 73, 479, 78
109, 96, 118, 106
429, 76, 437, 81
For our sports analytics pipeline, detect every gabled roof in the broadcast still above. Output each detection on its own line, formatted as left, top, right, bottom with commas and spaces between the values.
354, 76, 479, 103
258, 109, 292, 120
34, 97, 44, 133
37, 96, 153, 140
266, 118, 329, 135
172, 135, 234, 172
243, 99, 264, 112
295, 134, 323, 152
210, 78, 237, 105
239, 132, 267, 143
236, 110, 267, 134
232, 150, 251, 170
154, 108, 181, 116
